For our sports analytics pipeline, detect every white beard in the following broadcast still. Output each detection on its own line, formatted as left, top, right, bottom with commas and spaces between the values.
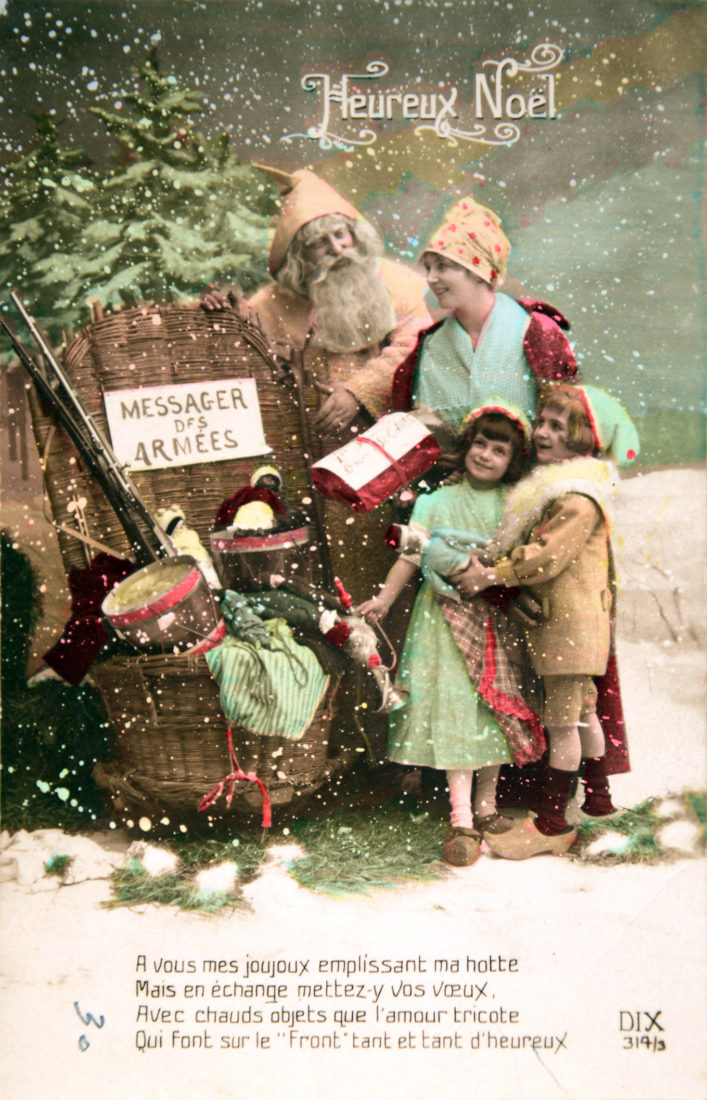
307, 253, 396, 353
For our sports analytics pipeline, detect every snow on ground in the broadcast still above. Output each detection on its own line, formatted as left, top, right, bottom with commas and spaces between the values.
1, 467, 705, 1100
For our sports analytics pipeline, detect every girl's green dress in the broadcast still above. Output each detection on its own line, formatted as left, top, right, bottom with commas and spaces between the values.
388, 478, 512, 769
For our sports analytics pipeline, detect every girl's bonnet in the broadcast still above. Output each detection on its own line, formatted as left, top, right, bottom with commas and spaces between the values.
459, 397, 533, 451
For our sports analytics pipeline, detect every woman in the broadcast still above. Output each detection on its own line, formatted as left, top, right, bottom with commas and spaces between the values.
392, 194, 578, 431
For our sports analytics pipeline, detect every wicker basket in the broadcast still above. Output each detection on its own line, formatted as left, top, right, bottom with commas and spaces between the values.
90, 652, 347, 825
25, 303, 352, 826
27, 302, 329, 579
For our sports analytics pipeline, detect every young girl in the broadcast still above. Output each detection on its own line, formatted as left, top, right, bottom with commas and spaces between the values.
458, 382, 637, 858
360, 401, 546, 867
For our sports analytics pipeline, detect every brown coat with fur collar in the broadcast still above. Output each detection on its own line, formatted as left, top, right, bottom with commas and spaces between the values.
494, 493, 611, 676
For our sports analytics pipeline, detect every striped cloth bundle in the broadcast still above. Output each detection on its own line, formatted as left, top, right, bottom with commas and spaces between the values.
206, 618, 330, 740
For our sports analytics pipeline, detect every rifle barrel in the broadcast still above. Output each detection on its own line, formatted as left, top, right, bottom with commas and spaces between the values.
3, 299, 175, 563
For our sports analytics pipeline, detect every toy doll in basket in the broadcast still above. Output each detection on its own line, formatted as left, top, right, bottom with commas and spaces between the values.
211, 466, 407, 715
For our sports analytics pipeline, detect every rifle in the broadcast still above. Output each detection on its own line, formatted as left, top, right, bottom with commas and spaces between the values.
2, 290, 176, 565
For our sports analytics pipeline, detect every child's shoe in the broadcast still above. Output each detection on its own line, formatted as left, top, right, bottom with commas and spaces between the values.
475, 812, 514, 835
484, 816, 577, 860
442, 827, 481, 867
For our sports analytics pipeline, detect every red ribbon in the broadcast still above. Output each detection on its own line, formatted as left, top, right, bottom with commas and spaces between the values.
354, 433, 409, 484
198, 729, 272, 828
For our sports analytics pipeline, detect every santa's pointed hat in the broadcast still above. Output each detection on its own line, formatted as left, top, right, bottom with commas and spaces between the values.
254, 163, 363, 276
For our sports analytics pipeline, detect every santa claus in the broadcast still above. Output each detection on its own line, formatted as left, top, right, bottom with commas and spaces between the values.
201, 165, 433, 602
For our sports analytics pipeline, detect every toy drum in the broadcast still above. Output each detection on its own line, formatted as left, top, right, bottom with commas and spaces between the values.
209, 519, 313, 590
102, 555, 224, 655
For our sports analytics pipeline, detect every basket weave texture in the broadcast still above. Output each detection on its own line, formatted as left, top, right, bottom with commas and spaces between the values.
28, 302, 325, 576
91, 653, 343, 822
26, 303, 346, 823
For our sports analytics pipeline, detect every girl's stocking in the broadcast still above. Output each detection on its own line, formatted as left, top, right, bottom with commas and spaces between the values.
446, 769, 473, 830
577, 711, 615, 815
547, 723, 582, 772
473, 765, 501, 821
578, 710, 606, 760
581, 755, 616, 816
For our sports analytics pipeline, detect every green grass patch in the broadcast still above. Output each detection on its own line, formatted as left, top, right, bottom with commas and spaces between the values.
102, 801, 448, 910
173, 832, 267, 879
44, 852, 72, 875
288, 801, 448, 895
108, 860, 247, 914
573, 794, 706, 865
686, 790, 707, 843
105, 828, 270, 913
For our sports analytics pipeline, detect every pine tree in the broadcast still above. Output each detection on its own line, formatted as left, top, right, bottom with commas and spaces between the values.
0, 115, 97, 338
1, 50, 274, 344
81, 48, 273, 308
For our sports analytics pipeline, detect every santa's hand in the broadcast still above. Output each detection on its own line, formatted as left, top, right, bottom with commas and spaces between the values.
199, 288, 237, 312
313, 382, 361, 435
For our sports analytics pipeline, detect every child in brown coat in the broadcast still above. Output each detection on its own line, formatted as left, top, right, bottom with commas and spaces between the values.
457, 382, 638, 857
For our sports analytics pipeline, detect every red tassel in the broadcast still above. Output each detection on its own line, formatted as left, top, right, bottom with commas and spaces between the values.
199, 729, 271, 828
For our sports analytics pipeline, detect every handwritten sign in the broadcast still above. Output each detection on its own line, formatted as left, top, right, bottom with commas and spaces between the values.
313, 413, 436, 491
103, 378, 270, 471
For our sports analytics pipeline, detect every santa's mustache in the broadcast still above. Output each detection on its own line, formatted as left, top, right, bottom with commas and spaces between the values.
308, 248, 369, 287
